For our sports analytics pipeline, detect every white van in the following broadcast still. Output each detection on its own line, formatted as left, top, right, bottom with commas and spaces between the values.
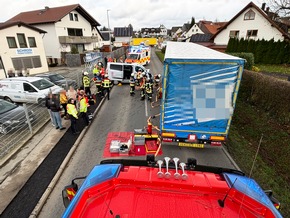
106, 62, 148, 84
0, 77, 62, 104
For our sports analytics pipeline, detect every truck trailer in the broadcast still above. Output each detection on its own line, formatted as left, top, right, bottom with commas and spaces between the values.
160, 42, 245, 147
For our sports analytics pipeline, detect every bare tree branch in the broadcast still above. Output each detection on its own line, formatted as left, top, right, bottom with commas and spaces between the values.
267, 0, 290, 16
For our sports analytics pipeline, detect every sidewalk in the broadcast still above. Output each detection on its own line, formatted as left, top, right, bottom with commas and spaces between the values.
0, 67, 98, 214
0, 119, 70, 213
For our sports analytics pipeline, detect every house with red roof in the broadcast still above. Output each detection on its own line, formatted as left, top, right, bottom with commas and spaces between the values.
6, 4, 103, 65
211, 2, 290, 51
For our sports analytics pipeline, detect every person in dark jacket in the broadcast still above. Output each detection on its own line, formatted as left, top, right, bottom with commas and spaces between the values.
46, 93, 66, 130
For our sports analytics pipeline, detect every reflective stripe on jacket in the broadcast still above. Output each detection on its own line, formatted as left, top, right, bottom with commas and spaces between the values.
102, 79, 111, 88
67, 103, 78, 118
83, 76, 90, 87
79, 98, 87, 113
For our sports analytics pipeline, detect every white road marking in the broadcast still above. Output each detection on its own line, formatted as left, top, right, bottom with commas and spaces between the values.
145, 99, 148, 117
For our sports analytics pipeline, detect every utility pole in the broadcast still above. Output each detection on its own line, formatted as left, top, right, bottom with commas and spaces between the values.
107, 9, 111, 51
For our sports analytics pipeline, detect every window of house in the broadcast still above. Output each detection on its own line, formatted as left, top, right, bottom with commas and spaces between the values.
76, 44, 84, 53
12, 56, 42, 70
247, 30, 258, 38
17, 34, 28, 48
74, 14, 78, 21
67, 28, 83, 36
229, 30, 239, 38
244, 9, 255, 20
7, 37, 17, 48
69, 13, 73, 21
28, 37, 37, 47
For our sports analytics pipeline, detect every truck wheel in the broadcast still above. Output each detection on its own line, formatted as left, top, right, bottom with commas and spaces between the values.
4, 96, 13, 103
113, 80, 119, 85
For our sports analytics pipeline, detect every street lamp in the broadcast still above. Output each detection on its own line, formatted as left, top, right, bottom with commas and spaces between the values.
107, 9, 111, 49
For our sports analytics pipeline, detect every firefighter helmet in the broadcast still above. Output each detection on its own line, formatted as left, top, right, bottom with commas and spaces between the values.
131, 73, 134, 77
104, 74, 108, 78
83, 72, 89, 76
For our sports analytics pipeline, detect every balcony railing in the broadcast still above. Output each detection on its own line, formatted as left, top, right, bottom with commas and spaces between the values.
59, 36, 99, 44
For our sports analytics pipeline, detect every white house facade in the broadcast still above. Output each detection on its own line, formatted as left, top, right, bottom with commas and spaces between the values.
7, 4, 103, 65
0, 22, 48, 79
185, 24, 204, 38
214, 2, 287, 47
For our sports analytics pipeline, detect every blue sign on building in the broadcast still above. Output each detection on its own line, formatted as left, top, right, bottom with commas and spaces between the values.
16, 48, 33, 55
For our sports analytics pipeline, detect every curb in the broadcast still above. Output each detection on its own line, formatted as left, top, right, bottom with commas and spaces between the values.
29, 96, 106, 218
221, 145, 241, 171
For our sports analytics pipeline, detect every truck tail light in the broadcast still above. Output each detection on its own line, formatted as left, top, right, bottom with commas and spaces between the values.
161, 132, 176, 138
210, 136, 226, 141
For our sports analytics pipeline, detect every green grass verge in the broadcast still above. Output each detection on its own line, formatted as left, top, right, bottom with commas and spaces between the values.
155, 50, 289, 216
227, 100, 290, 217
155, 51, 165, 63
256, 64, 290, 75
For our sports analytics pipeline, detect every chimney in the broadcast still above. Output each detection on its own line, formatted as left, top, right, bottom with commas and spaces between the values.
261, 3, 266, 11
45, 6, 49, 10
266, 7, 269, 13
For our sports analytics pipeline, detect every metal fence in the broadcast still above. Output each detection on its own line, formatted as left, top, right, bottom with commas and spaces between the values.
0, 47, 127, 161
0, 66, 98, 161
0, 102, 50, 160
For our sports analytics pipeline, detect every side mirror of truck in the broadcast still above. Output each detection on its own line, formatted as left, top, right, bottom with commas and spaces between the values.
264, 190, 281, 210
62, 177, 86, 208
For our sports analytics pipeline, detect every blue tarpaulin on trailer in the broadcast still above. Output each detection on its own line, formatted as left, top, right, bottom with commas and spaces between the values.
161, 42, 245, 139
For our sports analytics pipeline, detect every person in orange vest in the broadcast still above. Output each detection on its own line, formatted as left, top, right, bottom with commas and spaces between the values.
101, 74, 112, 100
140, 75, 146, 100
60, 89, 69, 119
66, 98, 79, 135
107, 56, 113, 62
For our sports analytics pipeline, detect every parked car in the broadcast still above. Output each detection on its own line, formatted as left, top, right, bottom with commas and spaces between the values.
0, 77, 62, 105
0, 99, 35, 134
36, 73, 77, 90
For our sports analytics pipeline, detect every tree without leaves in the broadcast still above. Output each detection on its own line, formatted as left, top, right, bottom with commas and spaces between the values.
267, 0, 290, 16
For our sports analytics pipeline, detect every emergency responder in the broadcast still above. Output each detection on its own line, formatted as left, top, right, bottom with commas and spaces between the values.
102, 74, 112, 100
82, 72, 91, 96
154, 74, 161, 87
79, 91, 90, 126
136, 69, 142, 87
129, 73, 136, 96
59, 89, 68, 119
97, 61, 104, 68
67, 98, 79, 135
92, 65, 100, 78
93, 73, 103, 97
145, 78, 153, 101
140, 75, 146, 100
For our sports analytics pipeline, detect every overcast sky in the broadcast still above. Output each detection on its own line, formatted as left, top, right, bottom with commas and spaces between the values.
0, 0, 264, 30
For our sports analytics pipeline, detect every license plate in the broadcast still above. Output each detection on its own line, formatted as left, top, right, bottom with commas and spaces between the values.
178, 142, 204, 148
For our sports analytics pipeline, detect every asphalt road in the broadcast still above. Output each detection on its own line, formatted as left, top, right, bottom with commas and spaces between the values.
0, 49, 239, 218
36, 51, 238, 218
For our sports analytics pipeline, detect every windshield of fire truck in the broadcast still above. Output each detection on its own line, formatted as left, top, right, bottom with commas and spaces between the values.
128, 54, 139, 60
